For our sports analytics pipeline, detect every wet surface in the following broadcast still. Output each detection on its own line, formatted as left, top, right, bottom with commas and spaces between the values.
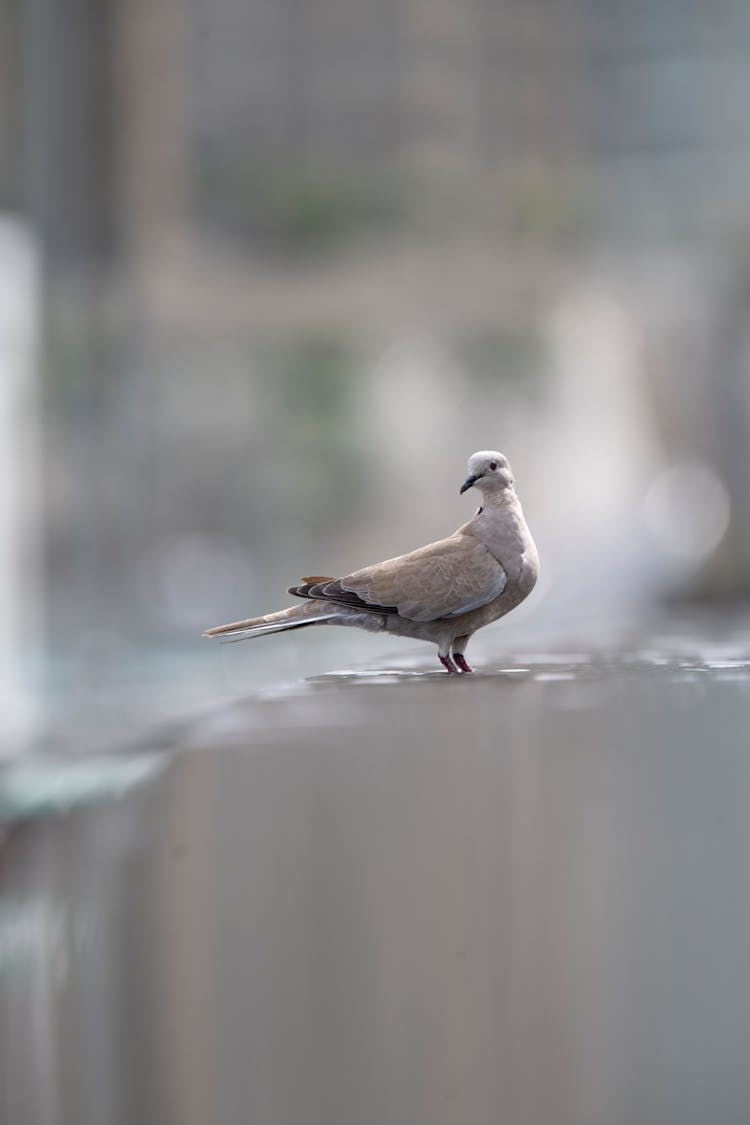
3, 617, 750, 1125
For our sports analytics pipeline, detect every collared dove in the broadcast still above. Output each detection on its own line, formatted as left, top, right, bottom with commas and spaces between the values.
204, 451, 539, 672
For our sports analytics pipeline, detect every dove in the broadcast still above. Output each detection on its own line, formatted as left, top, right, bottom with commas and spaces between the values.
204, 451, 539, 672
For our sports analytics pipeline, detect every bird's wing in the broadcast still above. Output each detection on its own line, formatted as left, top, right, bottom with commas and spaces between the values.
296, 536, 507, 622
289, 575, 399, 615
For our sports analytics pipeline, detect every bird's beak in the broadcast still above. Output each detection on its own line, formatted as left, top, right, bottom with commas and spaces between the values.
460, 474, 480, 495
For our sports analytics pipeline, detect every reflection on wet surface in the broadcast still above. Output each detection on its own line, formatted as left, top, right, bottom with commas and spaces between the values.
3, 619, 750, 1125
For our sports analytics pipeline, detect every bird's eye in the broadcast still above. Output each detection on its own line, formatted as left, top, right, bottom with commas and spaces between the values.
489, 461, 498, 471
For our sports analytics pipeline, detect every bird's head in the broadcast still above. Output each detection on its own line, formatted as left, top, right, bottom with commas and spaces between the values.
460, 450, 514, 496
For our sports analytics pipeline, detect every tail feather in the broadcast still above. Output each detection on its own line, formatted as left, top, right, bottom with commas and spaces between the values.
203, 602, 339, 642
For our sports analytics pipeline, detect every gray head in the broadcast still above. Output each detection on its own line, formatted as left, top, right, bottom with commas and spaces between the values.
459, 450, 514, 496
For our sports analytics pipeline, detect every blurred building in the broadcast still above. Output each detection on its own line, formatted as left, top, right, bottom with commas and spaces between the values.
6, 0, 750, 269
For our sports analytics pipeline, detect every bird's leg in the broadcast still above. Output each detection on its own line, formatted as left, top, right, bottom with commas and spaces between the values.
452, 635, 473, 673
439, 653, 459, 674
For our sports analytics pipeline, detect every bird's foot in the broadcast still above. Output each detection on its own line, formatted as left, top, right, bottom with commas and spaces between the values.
453, 654, 473, 673
439, 654, 459, 674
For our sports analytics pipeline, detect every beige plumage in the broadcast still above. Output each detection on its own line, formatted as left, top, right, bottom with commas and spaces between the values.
204, 451, 539, 672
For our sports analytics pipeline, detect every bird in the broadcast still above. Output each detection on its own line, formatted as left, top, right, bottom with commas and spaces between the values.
203, 451, 539, 673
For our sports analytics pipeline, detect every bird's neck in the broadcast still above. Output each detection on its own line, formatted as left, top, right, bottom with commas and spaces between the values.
477, 487, 517, 513
467, 489, 521, 539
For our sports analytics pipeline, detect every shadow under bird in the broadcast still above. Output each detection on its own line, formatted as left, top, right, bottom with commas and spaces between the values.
204, 451, 539, 673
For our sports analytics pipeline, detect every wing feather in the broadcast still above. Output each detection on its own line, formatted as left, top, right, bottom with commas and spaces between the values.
338, 536, 506, 622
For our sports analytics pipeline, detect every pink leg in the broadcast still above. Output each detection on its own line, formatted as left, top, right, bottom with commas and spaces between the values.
439, 654, 459, 673
453, 653, 473, 673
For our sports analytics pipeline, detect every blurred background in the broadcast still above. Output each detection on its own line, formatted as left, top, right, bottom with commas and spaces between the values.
2, 0, 750, 751
7, 8, 750, 1125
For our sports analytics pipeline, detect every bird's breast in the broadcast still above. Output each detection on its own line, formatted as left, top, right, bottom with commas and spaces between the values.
475, 500, 536, 583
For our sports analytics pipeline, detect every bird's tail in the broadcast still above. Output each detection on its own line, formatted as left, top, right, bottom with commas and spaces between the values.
203, 602, 339, 642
